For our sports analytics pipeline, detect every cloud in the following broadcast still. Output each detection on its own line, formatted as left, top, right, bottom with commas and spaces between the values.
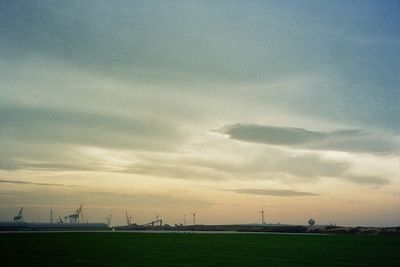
0, 138, 102, 172
0, 105, 184, 151
118, 148, 349, 182
0, 188, 215, 209
0, 158, 96, 172
344, 175, 390, 186
118, 141, 390, 187
119, 149, 353, 186
223, 124, 399, 154
121, 163, 231, 181
0, 179, 74, 187
270, 153, 348, 179
231, 188, 319, 197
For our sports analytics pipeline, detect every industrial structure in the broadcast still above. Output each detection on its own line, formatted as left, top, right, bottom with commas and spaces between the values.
191, 211, 196, 225
1, 206, 108, 231
259, 207, 266, 225
142, 214, 163, 227
13, 207, 23, 222
2, 205, 363, 235
106, 215, 112, 227
64, 204, 85, 223
125, 210, 132, 226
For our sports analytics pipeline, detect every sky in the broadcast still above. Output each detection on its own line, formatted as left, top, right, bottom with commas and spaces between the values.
0, 0, 399, 227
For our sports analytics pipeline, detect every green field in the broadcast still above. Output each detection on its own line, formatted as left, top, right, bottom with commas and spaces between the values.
1, 232, 399, 266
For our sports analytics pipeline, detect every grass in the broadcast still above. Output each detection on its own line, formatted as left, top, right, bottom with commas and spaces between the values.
1, 232, 399, 266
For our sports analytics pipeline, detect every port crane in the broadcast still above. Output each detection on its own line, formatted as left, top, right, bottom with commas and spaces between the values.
141, 213, 163, 226
64, 204, 85, 223
259, 207, 266, 224
106, 215, 112, 227
13, 207, 24, 222
125, 210, 132, 226
191, 211, 196, 225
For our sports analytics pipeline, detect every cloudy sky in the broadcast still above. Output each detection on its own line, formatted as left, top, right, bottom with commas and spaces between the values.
0, 0, 399, 226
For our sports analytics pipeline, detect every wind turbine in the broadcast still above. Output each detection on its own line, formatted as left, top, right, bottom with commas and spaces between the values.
259, 207, 265, 224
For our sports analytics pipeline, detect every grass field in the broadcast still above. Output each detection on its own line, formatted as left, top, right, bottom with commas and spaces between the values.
1, 232, 399, 266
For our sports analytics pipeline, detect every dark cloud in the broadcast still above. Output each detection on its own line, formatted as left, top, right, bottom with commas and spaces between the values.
224, 124, 399, 154
231, 188, 319, 197
0, 179, 74, 187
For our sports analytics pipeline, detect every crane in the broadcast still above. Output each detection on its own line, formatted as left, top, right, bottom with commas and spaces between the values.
13, 207, 24, 222
259, 207, 265, 225
191, 211, 196, 225
125, 210, 132, 226
106, 215, 112, 227
64, 204, 84, 223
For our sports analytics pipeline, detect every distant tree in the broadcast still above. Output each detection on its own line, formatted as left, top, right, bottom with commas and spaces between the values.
308, 218, 315, 226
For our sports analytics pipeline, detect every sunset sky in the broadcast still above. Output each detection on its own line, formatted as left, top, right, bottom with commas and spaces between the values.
0, 0, 399, 226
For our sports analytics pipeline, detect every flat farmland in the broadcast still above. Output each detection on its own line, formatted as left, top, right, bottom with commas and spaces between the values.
1, 232, 399, 266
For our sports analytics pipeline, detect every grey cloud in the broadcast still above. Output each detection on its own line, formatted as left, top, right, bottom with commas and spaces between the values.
231, 188, 319, 197
81, 191, 215, 209
271, 154, 348, 179
182, 150, 348, 181
0, 1, 327, 83
0, 160, 19, 171
344, 175, 390, 186
120, 151, 348, 183
225, 124, 325, 145
0, 189, 214, 209
0, 160, 95, 172
0, 138, 99, 172
16, 162, 94, 172
0, 105, 184, 151
1, 1, 399, 135
224, 124, 399, 154
0, 179, 74, 187
121, 150, 388, 187
121, 162, 232, 181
